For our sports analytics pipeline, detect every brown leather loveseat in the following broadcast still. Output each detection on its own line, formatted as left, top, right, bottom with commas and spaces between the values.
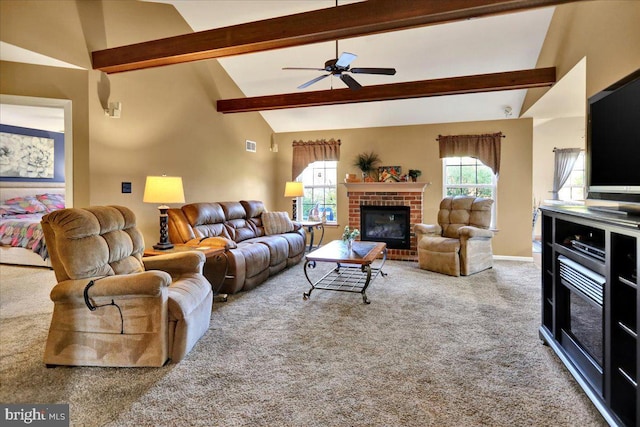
168, 200, 306, 294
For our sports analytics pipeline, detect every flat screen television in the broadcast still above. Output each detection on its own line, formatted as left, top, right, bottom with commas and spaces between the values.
586, 68, 640, 213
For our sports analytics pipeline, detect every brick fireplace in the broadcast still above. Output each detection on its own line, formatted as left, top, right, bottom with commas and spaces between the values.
345, 182, 429, 261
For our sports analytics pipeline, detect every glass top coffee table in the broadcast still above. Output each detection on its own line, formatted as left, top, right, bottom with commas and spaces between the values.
303, 240, 387, 304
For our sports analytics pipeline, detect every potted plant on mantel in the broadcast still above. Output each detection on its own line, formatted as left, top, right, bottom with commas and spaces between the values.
408, 169, 422, 182
353, 151, 381, 182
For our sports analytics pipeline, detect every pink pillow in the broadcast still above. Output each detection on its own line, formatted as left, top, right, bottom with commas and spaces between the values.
36, 193, 66, 212
3, 196, 47, 214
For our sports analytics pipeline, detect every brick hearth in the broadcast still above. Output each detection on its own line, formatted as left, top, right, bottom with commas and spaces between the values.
345, 183, 428, 261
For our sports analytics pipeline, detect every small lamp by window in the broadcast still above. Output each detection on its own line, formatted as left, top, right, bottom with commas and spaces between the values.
143, 175, 185, 250
284, 181, 304, 220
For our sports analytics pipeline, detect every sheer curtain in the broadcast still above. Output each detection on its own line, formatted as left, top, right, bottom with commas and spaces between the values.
291, 138, 341, 180
551, 148, 582, 200
438, 132, 502, 175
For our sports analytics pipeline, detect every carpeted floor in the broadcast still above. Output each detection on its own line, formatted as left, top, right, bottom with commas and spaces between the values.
0, 260, 606, 426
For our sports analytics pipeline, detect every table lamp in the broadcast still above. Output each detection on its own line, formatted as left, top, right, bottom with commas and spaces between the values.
143, 175, 185, 250
284, 181, 304, 220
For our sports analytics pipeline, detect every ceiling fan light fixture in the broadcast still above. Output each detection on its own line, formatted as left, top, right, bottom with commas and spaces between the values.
285, 51, 396, 90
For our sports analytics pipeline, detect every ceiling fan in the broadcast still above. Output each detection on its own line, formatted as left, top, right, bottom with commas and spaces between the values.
282, 51, 396, 90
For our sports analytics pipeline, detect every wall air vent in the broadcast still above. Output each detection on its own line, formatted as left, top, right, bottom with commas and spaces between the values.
245, 140, 257, 152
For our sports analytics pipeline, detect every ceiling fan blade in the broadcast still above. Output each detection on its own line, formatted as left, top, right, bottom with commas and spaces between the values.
335, 52, 357, 68
283, 67, 326, 71
350, 67, 397, 75
297, 74, 329, 89
340, 74, 362, 90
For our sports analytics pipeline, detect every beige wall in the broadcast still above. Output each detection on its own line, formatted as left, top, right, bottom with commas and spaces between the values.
0, 0, 91, 69
1, 0, 277, 246
523, 1, 640, 111
275, 118, 534, 257
531, 116, 585, 238
87, 59, 276, 245
0, 61, 90, 207
525, 1, 640, 238
87, 0, 278, 245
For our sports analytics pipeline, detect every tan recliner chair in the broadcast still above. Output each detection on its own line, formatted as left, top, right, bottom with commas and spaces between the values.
414, 196, 494, 277
41, 205, 213, 367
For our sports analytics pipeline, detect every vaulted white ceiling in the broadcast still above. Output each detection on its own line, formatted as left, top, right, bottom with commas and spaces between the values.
151, 0, 556, 132
1, 1, 559, 133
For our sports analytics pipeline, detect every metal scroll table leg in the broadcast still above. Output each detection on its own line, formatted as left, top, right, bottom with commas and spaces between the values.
307, 227, 315, 252
360, 247, 387, 304
315, 224, 325, 248
360, 264, 372, 304
378, 247, 388, 279
303, 259, 316, 300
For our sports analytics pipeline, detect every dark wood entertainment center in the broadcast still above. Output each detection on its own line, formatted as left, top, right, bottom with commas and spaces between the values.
540, 205, 639, 426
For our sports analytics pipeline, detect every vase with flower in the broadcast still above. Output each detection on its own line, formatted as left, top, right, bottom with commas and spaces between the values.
342, 226, 360, 251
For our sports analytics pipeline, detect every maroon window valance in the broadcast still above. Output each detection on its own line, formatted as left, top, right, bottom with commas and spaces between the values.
438, 132, 502, 175
291, 138, 341, 180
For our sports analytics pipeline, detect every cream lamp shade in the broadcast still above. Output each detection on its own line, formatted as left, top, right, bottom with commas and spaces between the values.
143, 175, 185, 250
143, 176, 185, 207
284, 181, 304, 220
284, 181, 304, 198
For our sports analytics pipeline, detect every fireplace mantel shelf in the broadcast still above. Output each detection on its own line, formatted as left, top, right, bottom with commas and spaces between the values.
342, 182, 430, 193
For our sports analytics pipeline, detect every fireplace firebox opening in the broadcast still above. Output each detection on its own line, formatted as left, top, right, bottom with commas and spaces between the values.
360, 205, 410, 249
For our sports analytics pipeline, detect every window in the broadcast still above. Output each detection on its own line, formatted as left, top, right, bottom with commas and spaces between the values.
558, 152, 585, 201
296, 161, 337, 223
443, 156, 497, 227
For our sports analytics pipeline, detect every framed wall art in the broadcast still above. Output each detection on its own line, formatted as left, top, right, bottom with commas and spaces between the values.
0, 124, 64, 182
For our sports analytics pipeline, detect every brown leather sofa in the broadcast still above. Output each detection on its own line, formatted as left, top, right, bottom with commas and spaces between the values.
168, 200, 306, 294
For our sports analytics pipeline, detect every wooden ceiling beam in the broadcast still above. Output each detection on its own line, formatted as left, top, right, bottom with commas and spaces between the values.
92, 0, 577, 74
216, 67, 556, 113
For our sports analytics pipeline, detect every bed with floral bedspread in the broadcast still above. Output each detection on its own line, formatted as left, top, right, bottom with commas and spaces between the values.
0, 192, 65, 263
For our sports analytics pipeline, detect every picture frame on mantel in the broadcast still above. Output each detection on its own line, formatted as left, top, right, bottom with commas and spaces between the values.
378, 166, 401, 182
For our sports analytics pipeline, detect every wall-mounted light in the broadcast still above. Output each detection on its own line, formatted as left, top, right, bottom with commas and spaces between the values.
105, 101, 122, 118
